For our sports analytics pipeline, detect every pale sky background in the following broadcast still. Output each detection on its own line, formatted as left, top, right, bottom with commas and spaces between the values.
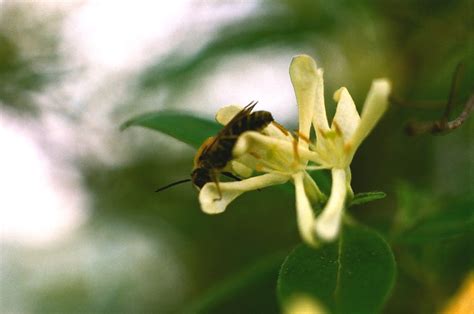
0, 1, 299, 246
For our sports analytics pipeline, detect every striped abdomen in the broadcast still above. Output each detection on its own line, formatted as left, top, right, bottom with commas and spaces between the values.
209, 111, 274, 168
225, 111, 274, 137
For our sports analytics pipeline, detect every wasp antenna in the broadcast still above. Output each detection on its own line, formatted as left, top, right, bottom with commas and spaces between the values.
155, 179, 191, 192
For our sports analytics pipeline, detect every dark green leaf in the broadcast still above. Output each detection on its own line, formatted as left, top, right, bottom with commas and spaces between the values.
120, 111, 221, 149
391, 182, 436, 233
310, 170, 331, 195
349, 191, 387, 207
394, 201, 474, 244
278, 223, 396, 314
186, 252, 286, 314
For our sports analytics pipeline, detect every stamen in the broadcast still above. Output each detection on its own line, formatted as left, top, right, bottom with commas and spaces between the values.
294, 130, 310, 143
344, 142, 352, 153
318, 127, 327, 139
332, 121, 343, 136
333, 127, 345, 150
292, 135, 301, 164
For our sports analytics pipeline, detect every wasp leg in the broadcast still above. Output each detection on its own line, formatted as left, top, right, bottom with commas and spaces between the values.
211, 170, 223, 202
271, 121, 290, 136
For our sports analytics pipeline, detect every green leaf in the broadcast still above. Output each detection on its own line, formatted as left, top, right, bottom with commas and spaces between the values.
120, 111, 221, 149
349, 191, 387, 207
278, 223, 396, 314
394, 200, 474, 244
309, 170, 331, 196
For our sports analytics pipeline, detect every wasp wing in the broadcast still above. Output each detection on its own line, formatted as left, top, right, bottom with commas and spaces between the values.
201, 101, 258, 155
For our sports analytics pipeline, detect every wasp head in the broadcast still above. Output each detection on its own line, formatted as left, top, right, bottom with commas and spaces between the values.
191, 167, 212, 189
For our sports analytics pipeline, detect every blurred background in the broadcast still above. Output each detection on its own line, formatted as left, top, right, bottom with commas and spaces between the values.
0, 1, 472, 313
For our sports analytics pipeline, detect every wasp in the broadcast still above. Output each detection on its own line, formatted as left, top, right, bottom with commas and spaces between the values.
157, 101, 286, 197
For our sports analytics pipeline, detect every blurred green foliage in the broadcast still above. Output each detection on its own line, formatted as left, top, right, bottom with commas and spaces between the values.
1, 1, 472, 313
0, 3, 63, 114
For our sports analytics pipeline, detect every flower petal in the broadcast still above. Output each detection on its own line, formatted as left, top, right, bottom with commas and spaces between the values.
229, 160, 253, 178
344, 167, 354, 200
290, 55, 329, 142
215, 105, 242, 125
284, 295, 328, 314
199, 173, 289, 214
293, 172, 317, 246
332, 87, 360, 142
233, 131, 319, 164
314, 168, 347, 241
348, 79, 391, 155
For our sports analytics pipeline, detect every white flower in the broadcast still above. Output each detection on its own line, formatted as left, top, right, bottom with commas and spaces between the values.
199, 54, 391, 246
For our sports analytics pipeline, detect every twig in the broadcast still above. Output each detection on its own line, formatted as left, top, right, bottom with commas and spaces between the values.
392, 62, 473, 136
388, 95, 447, 109
404, 93, 473, 136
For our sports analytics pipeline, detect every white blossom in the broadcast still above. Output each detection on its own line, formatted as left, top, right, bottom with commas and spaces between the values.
199, 55, 391, 245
